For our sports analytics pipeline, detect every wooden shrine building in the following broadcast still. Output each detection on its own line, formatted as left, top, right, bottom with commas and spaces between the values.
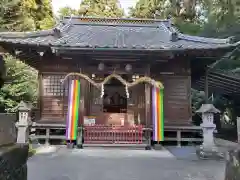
0, 17, 239, 144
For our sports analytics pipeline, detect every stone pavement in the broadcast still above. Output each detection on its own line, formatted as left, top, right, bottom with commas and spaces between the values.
28, 146, 225, 180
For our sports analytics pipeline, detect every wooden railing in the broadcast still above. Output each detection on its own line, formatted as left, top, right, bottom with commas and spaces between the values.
29, 123, 66, 145
164, 126, 202, 147
29, 123, 202, 147
84, 125, 143, 144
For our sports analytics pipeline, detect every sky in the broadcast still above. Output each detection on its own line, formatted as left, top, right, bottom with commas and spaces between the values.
51, 0, 138, 15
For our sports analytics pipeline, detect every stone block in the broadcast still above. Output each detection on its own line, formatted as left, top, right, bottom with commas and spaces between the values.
153, 144, 162, 150
225, 148, 240, 180
196, 145, 224, 160
0, 114, 17, 146
0, 144, 29, 180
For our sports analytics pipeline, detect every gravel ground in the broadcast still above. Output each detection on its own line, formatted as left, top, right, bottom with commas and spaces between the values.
27, 147, 225, 180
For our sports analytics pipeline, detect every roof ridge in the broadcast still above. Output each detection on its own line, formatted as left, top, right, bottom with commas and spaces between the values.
0, 18, 74, 39
64, 16, 170, 23
0, 29, 55, 38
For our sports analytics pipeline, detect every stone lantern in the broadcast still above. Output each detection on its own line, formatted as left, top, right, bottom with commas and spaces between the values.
15, 101, 32, 144
196, 104, 223, 159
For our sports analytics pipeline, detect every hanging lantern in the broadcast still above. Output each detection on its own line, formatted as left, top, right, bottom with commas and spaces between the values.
98, 63, 105, 71
125, 64, 132, 72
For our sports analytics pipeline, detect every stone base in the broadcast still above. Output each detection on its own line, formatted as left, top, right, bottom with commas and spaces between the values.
225, 148, 240, 180
144, 144, 152, 150
66, 143, 74, 149
196, 145, 224, 160
76, 144, 83, 149
153, 144, 163, 150
145, 146, 152, 150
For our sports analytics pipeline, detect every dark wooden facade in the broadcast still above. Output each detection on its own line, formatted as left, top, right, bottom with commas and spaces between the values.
37, 55, 191, 127
0, 17, 238, 128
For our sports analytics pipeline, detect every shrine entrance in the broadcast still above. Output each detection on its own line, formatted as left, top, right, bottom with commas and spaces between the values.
102, 74, 128, 126
103, 74, 128, 114
62, 71, 164, 146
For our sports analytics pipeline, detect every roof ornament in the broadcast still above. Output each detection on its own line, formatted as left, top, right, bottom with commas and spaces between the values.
53, 28, 62, 38
165, 15, 178, 42
53, 15, 74, 38
171, 32, 178, 42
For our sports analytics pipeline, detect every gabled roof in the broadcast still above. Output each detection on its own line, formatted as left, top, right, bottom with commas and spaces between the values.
0, 16, 239, 51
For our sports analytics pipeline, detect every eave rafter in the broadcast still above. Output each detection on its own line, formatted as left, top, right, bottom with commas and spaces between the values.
193, 70, 240, 96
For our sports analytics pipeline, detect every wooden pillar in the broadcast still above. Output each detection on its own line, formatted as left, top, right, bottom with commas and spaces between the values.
38, 72, 43, 119
145, 65, 151, 127
205, 70, 209, 103
237, 117, 240, 144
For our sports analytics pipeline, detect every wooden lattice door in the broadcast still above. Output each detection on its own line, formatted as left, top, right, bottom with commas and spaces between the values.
41, 73, 65, 122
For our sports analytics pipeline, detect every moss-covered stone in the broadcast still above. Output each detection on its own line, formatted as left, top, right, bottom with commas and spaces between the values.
0, 144, 29, 180
225, 148, 240, 180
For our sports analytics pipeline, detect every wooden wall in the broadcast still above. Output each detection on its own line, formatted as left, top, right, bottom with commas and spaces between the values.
159, 75, 191, 125
151, 59, 191, 125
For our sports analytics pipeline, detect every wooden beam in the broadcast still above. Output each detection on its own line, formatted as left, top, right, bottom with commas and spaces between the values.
195, 81, 238, 94
210, 71, 240, 81
38, 72, 43, 120
205, 70, 209, 103
197, 79, 239, 93
195, 83, 233, 96
198, 76, 240, 91
145, 64, 151, 128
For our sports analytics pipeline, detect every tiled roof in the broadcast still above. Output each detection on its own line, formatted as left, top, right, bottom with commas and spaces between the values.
0, 16, 239, 50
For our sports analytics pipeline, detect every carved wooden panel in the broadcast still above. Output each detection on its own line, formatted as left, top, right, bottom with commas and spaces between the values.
161, 75, 191, 125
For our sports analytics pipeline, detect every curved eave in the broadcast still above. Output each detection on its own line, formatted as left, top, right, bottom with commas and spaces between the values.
50, 42, 240, 51
177, 33, 234, 44
0, 36, 238, 52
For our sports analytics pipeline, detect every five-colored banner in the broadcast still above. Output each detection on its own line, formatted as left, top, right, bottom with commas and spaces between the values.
66, 80, 81, 141
152, 87, 164, 142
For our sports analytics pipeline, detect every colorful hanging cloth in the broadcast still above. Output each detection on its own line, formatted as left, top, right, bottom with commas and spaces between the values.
66, 80, 81, 141
152, 87, 164, 142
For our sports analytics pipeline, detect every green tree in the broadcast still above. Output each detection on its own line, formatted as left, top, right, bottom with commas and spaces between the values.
0, 0, 55, 112
34, 0, 55, 30
78, 0, 124, 17
201, 0, 240, 40
0, 55, 38, 112
129, 0, 201, 21
0, 0, 34, 31
129, 0, 203, 35
58, 6, 78, 18
21, 0, 55, 30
